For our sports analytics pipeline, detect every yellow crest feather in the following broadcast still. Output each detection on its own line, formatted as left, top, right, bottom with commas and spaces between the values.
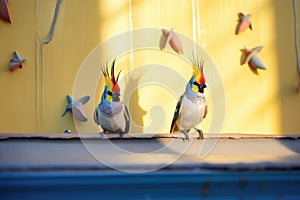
191, 57, 205, 84
101, 62, 113, 91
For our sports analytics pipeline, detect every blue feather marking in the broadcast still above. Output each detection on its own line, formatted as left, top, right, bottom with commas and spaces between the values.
101, 86, 109, 103
98, 86, 113, 115
184, 76, 198, 98
189, 76, 195, 88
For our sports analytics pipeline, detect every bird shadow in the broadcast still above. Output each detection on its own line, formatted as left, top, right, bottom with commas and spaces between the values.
122, 68, 147, 134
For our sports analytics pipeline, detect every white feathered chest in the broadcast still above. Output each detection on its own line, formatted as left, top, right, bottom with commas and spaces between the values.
177, 93, 206, 130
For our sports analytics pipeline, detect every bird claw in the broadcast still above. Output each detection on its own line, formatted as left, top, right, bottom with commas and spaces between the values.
119, 131, 125, 139
195, 128, 204, 140
99, 131, 107, 138
180, 130, 189, 142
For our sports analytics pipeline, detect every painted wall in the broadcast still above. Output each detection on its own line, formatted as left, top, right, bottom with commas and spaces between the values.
0, 0, 299, 134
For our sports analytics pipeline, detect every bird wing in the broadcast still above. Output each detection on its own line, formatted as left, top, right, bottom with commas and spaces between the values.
124, 105, 131, 133
170, 95, 183, 133
93, 106, 100, 125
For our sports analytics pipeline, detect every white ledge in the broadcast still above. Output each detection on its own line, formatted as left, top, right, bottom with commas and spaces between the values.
0, 133, 299, 140
0, 134, 300, 172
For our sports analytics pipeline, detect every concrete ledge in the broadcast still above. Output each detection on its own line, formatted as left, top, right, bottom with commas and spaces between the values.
0, 136, 300, 172
0, 132, 199, 140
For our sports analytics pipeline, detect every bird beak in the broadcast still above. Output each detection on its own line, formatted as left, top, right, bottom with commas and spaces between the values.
200, 83, 207, 89
112, 92, 121, 101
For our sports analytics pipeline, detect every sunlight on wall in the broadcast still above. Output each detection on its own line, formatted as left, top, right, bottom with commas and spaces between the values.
0, 0, 299, 134
200, 0, 283, 134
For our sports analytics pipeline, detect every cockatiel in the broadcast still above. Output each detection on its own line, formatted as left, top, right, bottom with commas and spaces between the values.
94, 59, 130, 138
170, 58, 208, 141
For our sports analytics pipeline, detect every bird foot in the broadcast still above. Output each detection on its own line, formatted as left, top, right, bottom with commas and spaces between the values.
99, 131, 107, 138
180, 130, 189, 142
119, 131, 125, 139
195, 128, 204, 140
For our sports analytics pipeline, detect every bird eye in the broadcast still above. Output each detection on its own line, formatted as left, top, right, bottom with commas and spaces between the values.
193, 81, 200, 87
107, 91, 112, 96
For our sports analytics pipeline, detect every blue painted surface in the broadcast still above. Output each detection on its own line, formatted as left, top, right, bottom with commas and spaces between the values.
1, 170, 300, 200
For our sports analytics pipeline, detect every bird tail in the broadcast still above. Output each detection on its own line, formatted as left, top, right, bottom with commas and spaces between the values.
170, 122, 178, 133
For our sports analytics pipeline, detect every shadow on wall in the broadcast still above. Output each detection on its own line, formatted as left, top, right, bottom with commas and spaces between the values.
123, 69, 146, 133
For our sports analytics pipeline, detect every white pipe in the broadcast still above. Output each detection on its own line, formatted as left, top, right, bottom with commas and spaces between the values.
44, 0, 63, 44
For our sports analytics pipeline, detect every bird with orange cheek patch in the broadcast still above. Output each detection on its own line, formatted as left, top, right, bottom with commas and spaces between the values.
94, 59, 130, 138
170, 58, 208, 141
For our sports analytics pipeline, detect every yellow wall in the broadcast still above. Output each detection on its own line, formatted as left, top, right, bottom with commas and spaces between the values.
0, 0, 299, 134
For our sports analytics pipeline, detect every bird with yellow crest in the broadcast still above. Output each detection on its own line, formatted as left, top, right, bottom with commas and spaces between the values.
170, 58, 208, 141
94, 59, 130, 138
